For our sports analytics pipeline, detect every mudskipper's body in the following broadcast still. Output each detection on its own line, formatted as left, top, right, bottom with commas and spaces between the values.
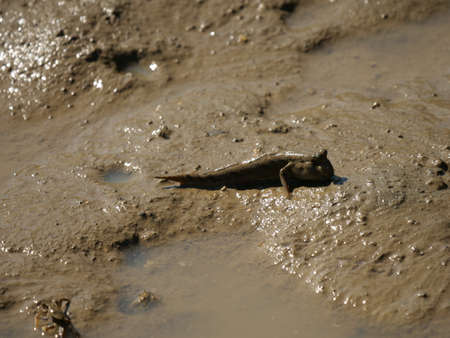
155, 149, 334, 196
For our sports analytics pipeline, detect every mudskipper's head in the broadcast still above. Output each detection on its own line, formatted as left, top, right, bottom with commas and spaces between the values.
312, 149, 334, 181
290, 149, 334, 183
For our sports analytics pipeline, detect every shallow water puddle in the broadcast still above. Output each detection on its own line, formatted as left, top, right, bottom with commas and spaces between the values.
93, 233, 404, 338
300, 11, 450, 98
102, 168, 133, 183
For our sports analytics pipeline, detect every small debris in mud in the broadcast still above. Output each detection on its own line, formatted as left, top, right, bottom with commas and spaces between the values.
268, 121, 291, 133
325, 123, 338, 130
33, 298, 80, 338
152, 124, 171, 139
119, 289, 160, 314
140, 230, 159, 241
131, 290, 159, 308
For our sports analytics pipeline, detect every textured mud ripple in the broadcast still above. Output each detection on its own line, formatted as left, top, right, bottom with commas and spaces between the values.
242, 164, 449, 324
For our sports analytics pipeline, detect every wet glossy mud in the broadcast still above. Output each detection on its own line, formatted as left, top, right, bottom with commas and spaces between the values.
93, 234, 440, 338
0, 0, 449, 337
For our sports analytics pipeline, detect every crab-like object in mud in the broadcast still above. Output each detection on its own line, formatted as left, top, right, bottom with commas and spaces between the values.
131, 290, 159, 308
34, 298, 80, 338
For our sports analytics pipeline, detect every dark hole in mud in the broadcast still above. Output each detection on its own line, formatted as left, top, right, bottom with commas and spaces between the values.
103, 168, 133, 183
111, 50, 140, 72
279, 1, 298, 13
86, 48, 102, 62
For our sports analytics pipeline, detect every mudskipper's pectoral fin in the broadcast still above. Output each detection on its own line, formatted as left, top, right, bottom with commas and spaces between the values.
280, 162, 295, 198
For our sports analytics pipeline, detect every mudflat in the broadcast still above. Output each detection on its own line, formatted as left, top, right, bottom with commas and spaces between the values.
0, 1, 449, 337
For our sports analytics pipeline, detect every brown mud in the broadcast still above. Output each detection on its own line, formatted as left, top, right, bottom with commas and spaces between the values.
0, 0, 449, 336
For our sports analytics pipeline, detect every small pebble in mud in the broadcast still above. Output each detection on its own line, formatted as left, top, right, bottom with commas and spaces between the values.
409, 245, 424, 256
198, 22, 211, 32
371, 102, 381, 109
48, 115, 53, 120
416, 292, 428, 298
140, 230, 159, 241
238, 34, 248, 43
152, 124, 171, 139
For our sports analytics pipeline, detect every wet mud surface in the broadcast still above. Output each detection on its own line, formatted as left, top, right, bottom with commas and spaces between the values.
0, 0, 449, 336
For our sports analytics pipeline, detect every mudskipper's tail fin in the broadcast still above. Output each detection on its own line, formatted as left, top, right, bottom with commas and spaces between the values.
155, 175, 184, 182
155, 175, 199, 185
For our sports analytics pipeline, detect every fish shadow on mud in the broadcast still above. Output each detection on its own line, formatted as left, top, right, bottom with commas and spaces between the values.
331, 175, 348, 185
163, 176, 346, 192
